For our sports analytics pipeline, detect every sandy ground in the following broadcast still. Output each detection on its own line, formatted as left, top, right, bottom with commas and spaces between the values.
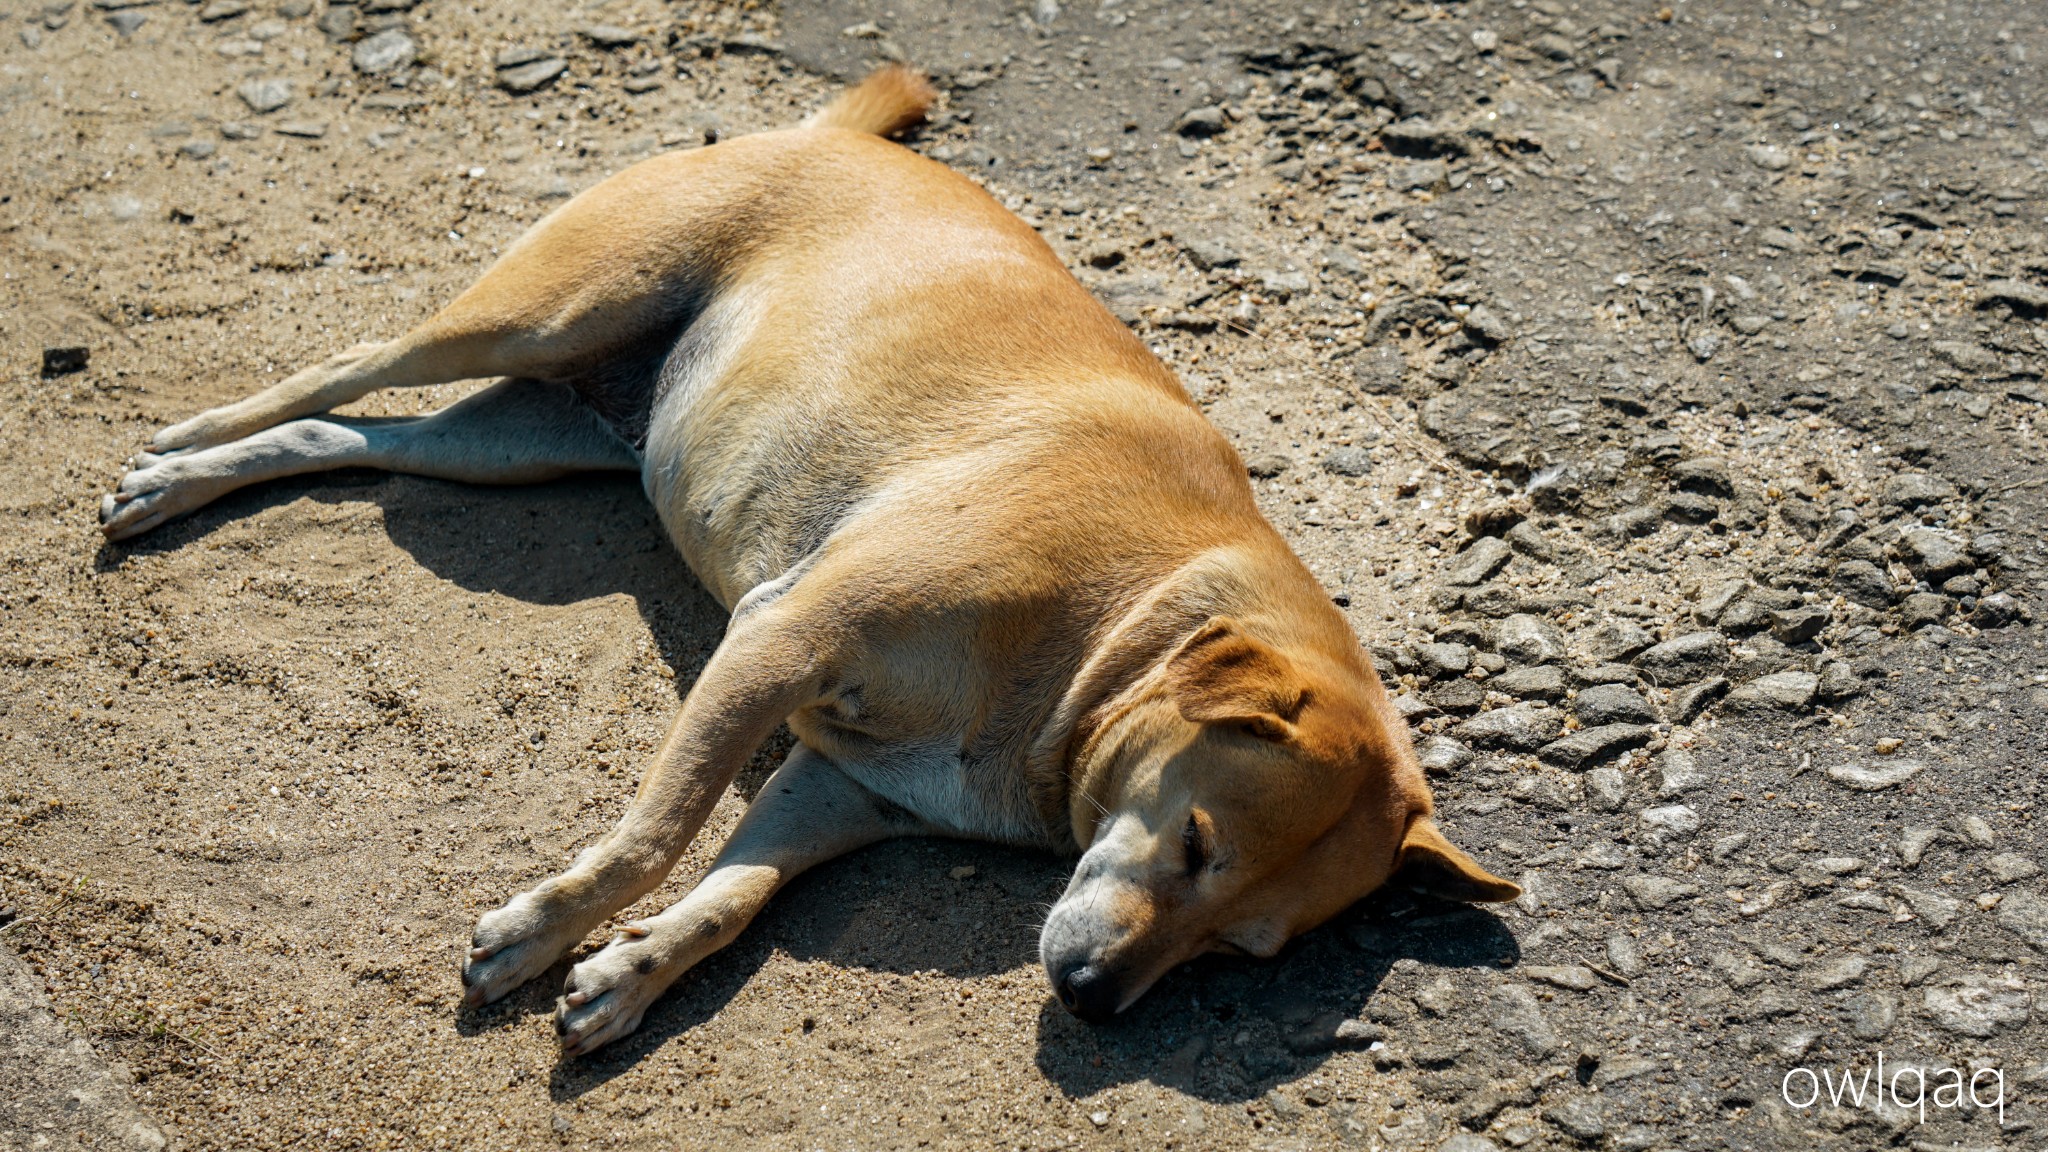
4, 0, 2048, 1149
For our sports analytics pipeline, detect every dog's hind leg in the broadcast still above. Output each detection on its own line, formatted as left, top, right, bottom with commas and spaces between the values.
100, 377, 637, 540
550, 743, 921, 1055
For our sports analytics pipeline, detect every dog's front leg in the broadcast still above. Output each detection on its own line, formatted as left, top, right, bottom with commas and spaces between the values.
553, 743, 922, 1055
460, 602, 834, 1008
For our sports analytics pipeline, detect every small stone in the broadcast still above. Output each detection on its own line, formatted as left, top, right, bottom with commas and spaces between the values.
1182, 238, 1240, 270
1446, 537, 1513, 586
1413, 643, 1474, 679
1462, 304, 1513, 345
1900, 956, 1942, 986
1633, 632, 1729, 685
1722, 670, 1818, 713
1669, 677, 1729, 723
1953, 814, 1995, 848
1988, 855, 2043, 884
1574, 683, 1656, 726
1652, 749, 1705, 796
1892, 885, 1960, 931
1622, 875, 1698, 910
1284, 1014, 1381, 1054
41, 346, 89, 376
1670, 457, 1734, 498
1997, 891, 2048, 949
1882, 472, 1957, 509
948, 865, 976, 880
1580, 619, 1653, 663
1542, 1097, 1606, 1142
237, 77, 295, 114
1388, 159, 1447, 192
580, 23, 638, 47
1975, 592, 2024, 627
1584, 767, 1626, 813
1807, 955, 1868, 991
1815, 661, 1861, 703
106, 8, 145, 33
1524, 965, 1597, 992
1492, 613, 1565, 665
1770, 607, 1829, 646
1826, 759, 1925, 791
498, 57, 569, 93
1638, 804, 1699, 841
352, 27, 416, 74
1322, 446, 1373, 477
1896, 527, 1973, 582
1833, 559, 1897, 607
1491, 665, 1565, 701
1899, 827, 1940, 868
1844, 993, 1895, 1040
1441, 1135, 1503, 1152
1746, 143, 1792, 170
273, 121, 328, 138
1539, 723, 1654, 769
1175, 105, 1227, 137
1452, 704, 1562, 752
1922, 975, 2031, 1037
1604, 932, 1644, 977
1415, 735, 1474, 777
1486, 985, 1556, 1057
199, 0, 248, 19
1244, 453, 1290, 479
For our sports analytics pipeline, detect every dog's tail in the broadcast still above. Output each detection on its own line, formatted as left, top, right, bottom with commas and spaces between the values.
803, 65, 937, 138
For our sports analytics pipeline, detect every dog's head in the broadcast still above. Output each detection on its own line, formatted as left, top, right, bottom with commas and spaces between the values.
1041, 616, 1516, 1021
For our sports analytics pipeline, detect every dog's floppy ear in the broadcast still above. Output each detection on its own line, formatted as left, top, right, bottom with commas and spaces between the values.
1166, 617, 1308, 742
1394, 814, 1520, 902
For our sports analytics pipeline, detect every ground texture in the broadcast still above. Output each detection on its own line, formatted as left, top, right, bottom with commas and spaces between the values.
3, 0, 2048, 1149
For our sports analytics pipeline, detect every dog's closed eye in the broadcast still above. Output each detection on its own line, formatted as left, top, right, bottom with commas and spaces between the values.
1181, 812, 1208, 878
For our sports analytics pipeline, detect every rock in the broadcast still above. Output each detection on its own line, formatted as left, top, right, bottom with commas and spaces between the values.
1899, 827, 1940, 868
1922, 975, 2031, 1037
1670, 457, 1734, 498
1844, 993, 1895, 1040
1623, 875, 1698, 910
1322, 446, 1373, 477
237, 77, 295, 114
1452, 704, 1562, 752
1975, 592, 2024, 626
199, 0, 248, 19
1426, 679, 1487, 713
1182, 237, 1240, 270
1633, 632, 1728, 685
352, 26, 415, 73
1462, 304, 1513, 345
1585, 767, 1626, 812
1833, 558, 1897, 607
1893, 885, 1960, 931
1979, 279, 2048, 312
1826, 759, 1924, 791
1414, 642, 1473, 679
1652, 749, 1706, 796
0, 947, 168, 1151
1574, 683, 1656, 726
1486, 985, 1556, 1057
1415, 735, 1474, 777
1987, 854, 2043, 884
1815, 661, 1861, 703
40, 346, 89, 376
1722, 670, 1818, 713
1244, 453, 1290, 479
1491, 665, 1565, 701
1283, 1013, 1381, 1054
1807, 955, 1868, 990
1493, 613, 1565, 665
1669, 677, 1729, 723
1769, 607, 1829, 646
498, 57, 569, 93
316, 4, 355, 39
1883, 472, 1956, 509
1525, 965, 1597, 992
1580, 618, 1653, 663
1389, 159, 1447, 192
1638, 804, 1699, 842
1896, 527, 1973, 582
1543, 1098, 1608, 1145
1175, 105, 1227, 136
1445, 537, 1512, 586
1539, 724, 1653, 769
1600, 934, 1642, 980
1746, 143, 1792, 170
1440, 1135, 1503, 1152
273, 121, 328, 138
580, 23, 639, 47
1997, 891, 2048, 949
106, 8, 146, 33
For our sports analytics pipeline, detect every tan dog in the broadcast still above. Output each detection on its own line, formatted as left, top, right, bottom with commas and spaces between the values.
101, 67, 1516, 1054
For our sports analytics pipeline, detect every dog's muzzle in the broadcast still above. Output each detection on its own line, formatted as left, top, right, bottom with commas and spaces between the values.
1052, 960, 1121, 1023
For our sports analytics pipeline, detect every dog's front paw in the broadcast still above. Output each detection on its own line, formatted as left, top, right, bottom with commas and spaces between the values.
555, 923, 671, 1056
461, 888, 592, 1008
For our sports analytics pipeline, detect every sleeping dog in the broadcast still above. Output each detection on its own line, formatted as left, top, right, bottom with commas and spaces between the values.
102, 67, 1516, 1055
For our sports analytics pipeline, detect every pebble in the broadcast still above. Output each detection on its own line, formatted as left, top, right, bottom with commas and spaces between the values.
1244, 453, 1289, 479
1832, 558, 1897, 607
1892, 885, 1960, 931
273, 121, 328, 138
1444, 537, 1512, 586
1806, 955, 1868, 990
1895, 527, 1973, 582
1921, 975, 2031, 1037
41, 347, 89, 377
1650, 749, 1704, 796
1462, 304, 1513, 345
1542, 1097, 1606, 1142
1491, 665, 1565, 701
1843, 992, 1895, 1040
237, 77, 295, 114
1539, 723, 1653, 769
1622, 875, 1698, 910
1668, 676, 1728, 722
498, 56, 568, 93
1746, 143, 1792, 171
1181, 238, 1240, 270
1174, 105, 1227, 137
1492, 613, 1565, 665
580, 23, 638, 47
1524, 965, 1597, 992
1721, 670, 1817, 713
199, 0, 247, 19
1637, 804, 1698, 841
1415, 735, 1474, 776
1322, 446, 1372, 477
1440, 1136, 1503, 1152
1814, 661, 1861, 703
1882, 472, 1956, 509
1451, 703, 1561, 752
1580, 619, 1653, 662
106, 8, 145, 33
1604, 932, 1643, 977
1996, 891, 2048, 949
1632, 631, 1728, 685
353, 27, 416, 74
1485, 985, 1556, 1057
1584, 767, 1626, 812
1987, 854, 2042, 884
1573, 683, 1656, 726
1825, 759, 1924, 791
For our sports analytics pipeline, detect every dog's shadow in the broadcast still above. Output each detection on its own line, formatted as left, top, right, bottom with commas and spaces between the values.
94, 473, 1520, 1106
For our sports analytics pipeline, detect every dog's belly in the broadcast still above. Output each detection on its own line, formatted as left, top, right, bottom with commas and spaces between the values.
790, 717, 1049, 846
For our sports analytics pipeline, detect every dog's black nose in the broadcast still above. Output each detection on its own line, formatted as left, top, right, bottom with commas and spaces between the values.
1054, 963, 1120, 1023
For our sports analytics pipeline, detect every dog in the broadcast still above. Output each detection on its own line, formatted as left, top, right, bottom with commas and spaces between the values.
101, 67, 1517, 1055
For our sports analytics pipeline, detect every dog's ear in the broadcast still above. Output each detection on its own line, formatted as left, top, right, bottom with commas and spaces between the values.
1166, 617, 1308, 742
1393, 814, 1520, 902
